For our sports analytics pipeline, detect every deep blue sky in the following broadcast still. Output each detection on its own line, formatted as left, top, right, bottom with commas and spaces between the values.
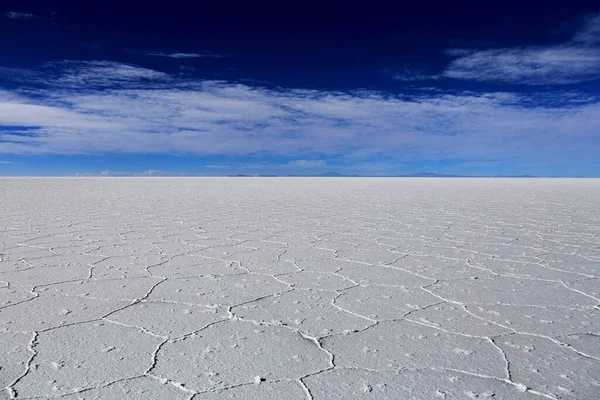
1, 0, 599, 176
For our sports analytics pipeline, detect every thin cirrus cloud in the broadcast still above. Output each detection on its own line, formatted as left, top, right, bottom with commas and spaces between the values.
388, 69, 440, 82
0, 61, 170, 88
288, 160, 327, 168
145, 51, 226, 59
395, 13, 600, 85
5, 11, 38, 19
49, 61, 170, 87
572, 13, 600, 44
0, 61, 598, 166
443, 46, 600, 84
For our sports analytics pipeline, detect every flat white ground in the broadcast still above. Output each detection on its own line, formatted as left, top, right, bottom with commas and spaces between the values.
0, 178, 598, 399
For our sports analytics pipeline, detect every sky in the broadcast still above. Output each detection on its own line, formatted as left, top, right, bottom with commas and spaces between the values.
0, 0, 599, 177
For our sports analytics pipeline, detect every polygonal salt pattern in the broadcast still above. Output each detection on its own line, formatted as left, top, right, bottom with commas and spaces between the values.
0, 177, 598, 399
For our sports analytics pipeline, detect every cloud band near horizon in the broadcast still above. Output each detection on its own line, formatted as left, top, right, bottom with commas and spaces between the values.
0, 60, 598, 170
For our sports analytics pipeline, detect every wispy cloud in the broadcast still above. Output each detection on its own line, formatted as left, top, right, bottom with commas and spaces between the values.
204, 164, 230, 169
389, 13, 600, 85
48, 61, 169, 87
288, 160, 326, 168
100, 170, 168, 177
145, 51, 226, 59
1, 61, 169, 89
5, 11, 37, 19
0, 61, 598, 167
572, 13, 600, 44
443, 13, 600, 85
443, 46, 600, 85
386, 68, 440, 82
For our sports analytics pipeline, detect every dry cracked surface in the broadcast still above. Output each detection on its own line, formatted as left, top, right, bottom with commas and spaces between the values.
1, 177, 599, 399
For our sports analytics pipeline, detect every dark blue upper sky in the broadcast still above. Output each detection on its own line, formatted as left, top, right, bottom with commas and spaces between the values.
1, 0, 599, 176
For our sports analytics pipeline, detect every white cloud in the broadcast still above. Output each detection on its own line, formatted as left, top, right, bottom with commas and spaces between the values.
573, 13, 600, 44
443, 13, 600, 85
0, 61, 598, 166
138, 169, 167, 176
389, 13, 600, 85
5, 11, 37, 19
145, 51, 225, 59
204, 164, 230, 169
390, 70, 440, 82
288, 160, 326, 168
48, 61, 169, 87
443, 46, 600, 85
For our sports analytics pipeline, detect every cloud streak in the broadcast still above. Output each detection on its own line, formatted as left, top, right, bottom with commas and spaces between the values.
444, 12, 600, 85
388, 69, 440, 82
288, 160, 327, 168
573, 13, 600, 44
145, 51, 226, 59
443, 46, 600, 85
5, 11, 37, 19
391, 13, 600, 85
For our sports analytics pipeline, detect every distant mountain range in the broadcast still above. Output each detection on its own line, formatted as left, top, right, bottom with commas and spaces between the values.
227, 172, 539, 178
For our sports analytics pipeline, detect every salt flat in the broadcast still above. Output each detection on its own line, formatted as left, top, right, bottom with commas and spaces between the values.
0, 177, 598, 399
